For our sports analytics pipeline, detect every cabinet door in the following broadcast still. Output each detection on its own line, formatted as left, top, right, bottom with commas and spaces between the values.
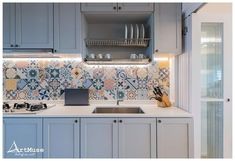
15, 3, 53, 48
81, 118, 118, 158
155, 3, 182, 54
157, 118, 193, 158
3, 3, 15, 48
54, 4, 81, 53
3, 118, 43, 158
118, 3, 154, 12
118, 118, 156, 158
81, 3, 118, 12
43, 118, 79, 158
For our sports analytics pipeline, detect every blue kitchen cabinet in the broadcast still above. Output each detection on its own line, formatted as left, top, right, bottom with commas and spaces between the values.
81, 118, 156, 158
53, 3, 82, 53
81, 118, 119, 158
43, 118, 79, 158
154, 3, 182, 54
119, 118, 156, 158
3, 3, 15, 48
3, 118, 43, 158
3, 3, 53, 49
156, 118, 193, 158
15, 3, 53, 48
117, 3, 154, 12
81, 3, 154, 12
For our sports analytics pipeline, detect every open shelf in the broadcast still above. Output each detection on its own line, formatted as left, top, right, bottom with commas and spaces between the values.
81, 13, 154, 62
85, 38, 150, 48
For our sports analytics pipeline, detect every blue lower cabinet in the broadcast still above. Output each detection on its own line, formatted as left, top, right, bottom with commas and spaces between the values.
43, 118, 80, 158
81, 118, 156, 158
81, 118, 119, 158
3, 118, 43, 158
119, 118, 156, 158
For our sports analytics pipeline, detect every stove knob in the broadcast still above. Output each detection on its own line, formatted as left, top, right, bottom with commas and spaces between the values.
14, 103, 18, 109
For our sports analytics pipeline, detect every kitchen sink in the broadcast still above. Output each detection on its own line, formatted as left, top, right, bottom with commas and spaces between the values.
92, 107, 144, 114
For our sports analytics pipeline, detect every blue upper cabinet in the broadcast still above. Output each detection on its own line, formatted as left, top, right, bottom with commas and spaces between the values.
3, 3, 15, 48
43, 118, 80, 158
3, 118, 43, 158
81, 3, 154, 13
3, 3, 53, 49
117, 3, 154, 12
154, 3, 182, 54
15, 3, 53, 48
81, 3, 118, 12
54, 3, 82, 53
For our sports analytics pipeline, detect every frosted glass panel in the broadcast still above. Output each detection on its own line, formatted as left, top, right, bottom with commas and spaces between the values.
200, 23, 224, 158
201, 23, 223, 98
201, 102, 223, 158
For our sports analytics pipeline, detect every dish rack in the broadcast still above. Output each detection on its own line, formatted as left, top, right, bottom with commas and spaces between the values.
85, 38, 150, 47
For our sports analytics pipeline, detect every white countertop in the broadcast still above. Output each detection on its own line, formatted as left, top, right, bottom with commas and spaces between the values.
3, 100, 192, 118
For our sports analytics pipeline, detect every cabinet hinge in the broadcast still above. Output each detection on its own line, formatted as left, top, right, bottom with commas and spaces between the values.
183, 26, 188, 36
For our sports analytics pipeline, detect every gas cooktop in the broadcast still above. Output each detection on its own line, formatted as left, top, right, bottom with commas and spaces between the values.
3, 102, 56, 114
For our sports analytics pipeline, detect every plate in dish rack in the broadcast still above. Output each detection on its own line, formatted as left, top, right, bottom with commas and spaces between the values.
140, 24, 145, 39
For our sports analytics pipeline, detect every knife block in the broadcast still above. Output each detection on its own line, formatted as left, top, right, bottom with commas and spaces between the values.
157, 94, 172, 108
157, 101, 167, 107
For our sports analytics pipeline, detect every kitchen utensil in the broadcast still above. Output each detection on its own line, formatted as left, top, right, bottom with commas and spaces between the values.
105, 53, 111, 60
130, 24, 134, 40
138, 54, 144, 59
89, 53, 95, 59
157, 87, 163, 96
64, 88, 89, 106
97, 54, 103, 59
153, 90, 157, 96
154, 87, 163, 96
125, 24, 128, 39
130, 53, 138, 60
135, 24, 139, 39
154, 87, 160, 96
140, 24, 145, 39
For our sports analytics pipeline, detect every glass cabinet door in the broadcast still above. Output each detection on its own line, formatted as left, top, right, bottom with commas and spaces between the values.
200, 23, 224, 158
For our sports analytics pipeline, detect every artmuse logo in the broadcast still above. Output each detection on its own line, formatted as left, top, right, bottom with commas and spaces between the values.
7, 141, 44, 157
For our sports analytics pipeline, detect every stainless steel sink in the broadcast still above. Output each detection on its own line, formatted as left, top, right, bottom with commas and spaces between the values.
92, 107, 144, 114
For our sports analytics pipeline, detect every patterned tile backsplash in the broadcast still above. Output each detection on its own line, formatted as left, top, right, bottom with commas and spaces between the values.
3, 60, 169, 100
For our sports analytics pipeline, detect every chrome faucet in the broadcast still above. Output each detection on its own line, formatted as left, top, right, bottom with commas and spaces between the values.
116, 89, 123, 105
